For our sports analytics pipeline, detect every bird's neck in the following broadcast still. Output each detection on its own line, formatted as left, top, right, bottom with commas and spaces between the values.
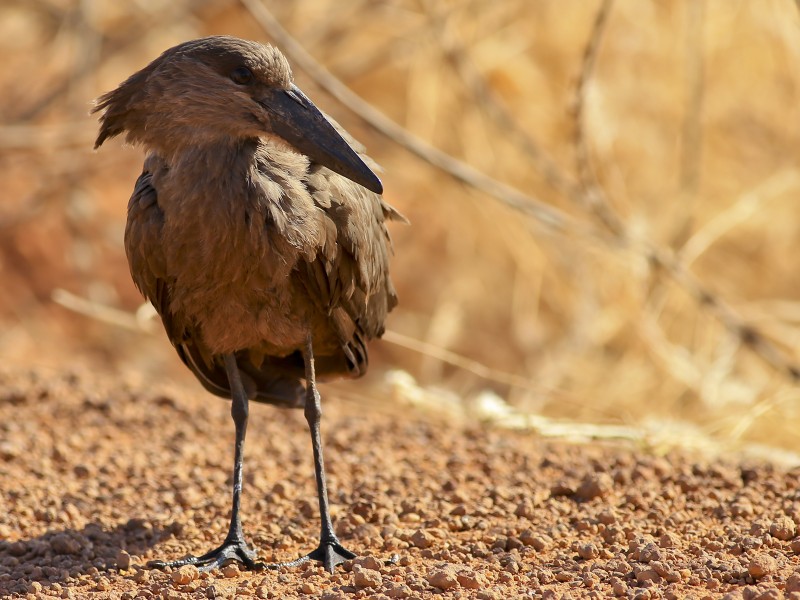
143, 139, 261, 245
166, 137, 258, 204
153, 137, 318, 259
170, 137, 257, 178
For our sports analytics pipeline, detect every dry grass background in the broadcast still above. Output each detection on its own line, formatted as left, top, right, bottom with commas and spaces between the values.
2, 0, 800, 456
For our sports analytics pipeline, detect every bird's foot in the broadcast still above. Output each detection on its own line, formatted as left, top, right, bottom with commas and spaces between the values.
268, 538, 356, 574
148, 538, 263, 572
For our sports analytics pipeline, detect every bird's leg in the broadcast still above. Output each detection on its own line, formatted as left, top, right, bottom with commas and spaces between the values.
149, 354, 262, 572
302, 337, 357, 572
269, 336, 356, 573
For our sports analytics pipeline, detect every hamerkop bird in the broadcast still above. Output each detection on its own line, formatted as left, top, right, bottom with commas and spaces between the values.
93, 36, 404, 573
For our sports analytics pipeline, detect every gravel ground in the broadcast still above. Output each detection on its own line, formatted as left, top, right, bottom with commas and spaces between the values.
2, 367, 800, 599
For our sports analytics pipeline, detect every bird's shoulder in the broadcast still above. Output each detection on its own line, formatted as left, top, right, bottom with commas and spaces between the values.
123, 156, 178, 338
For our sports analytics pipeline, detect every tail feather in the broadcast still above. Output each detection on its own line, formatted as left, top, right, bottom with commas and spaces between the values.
176, 341, 306, 408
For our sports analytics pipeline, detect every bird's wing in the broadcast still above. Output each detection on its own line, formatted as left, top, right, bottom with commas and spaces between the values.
124, 161, 174, 336
301, 156, 406, 376
125, 157, 305, 406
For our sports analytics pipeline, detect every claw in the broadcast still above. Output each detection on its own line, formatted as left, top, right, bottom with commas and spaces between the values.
316, 541, 356, 573
148, 539, 263, 572
267, 538, 356, 573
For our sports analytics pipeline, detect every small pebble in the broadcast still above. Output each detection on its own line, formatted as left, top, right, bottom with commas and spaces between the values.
611, 577, 627, 596
299, 581, 316, 594
639, 542, 663, 563
515, 498, 535, 519
769, 516, 797, 541
50, 534, 81, 555
635, 568, 660, 584
353, 555, 382, 571
427, 566, 458, 590
550, 481, 575, 496
577, 542, 599, 560
255, 586, 270, 599
659, 532, 678, 548
7, 541, 26, 556
410, 530, 434, 549
206, 585, 222, 599
597, 510, 617, 525
456, 568, 483, 589
221, 563, 239, 578
385, 583, 413, 598
576, 473, 613, 500
116, 550, 132, 570
353, 564, 381, 588
786, 573, 800, 593
520, 531, 551, 551
748, 553, 778, 579
171, 564, 199, 585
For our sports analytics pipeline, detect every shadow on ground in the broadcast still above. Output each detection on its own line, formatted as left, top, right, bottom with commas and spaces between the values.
0, 517, 171, 596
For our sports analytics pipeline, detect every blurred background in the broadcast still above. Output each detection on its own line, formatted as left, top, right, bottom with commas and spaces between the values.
3, 0, 800, 455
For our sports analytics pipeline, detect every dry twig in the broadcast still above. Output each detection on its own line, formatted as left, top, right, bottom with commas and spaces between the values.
571, 0, 626, 237
51, 289, 156, 333
382, 329, 545, 394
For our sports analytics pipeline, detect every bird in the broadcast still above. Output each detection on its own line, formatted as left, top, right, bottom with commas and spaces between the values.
92, 35, 404, 573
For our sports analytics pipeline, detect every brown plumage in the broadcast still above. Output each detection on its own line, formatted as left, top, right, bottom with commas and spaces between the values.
93, 35, 404, 573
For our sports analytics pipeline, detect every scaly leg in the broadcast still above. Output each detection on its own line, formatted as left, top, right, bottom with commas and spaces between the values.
150, 354, 261, 571
268, 336, 355, 573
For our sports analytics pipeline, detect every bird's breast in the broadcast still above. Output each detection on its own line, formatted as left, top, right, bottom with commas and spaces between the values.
150, 142, 334, 356
161, 194, 313, 356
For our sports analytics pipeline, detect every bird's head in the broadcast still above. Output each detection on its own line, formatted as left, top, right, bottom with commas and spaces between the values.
92, 36, 382, 194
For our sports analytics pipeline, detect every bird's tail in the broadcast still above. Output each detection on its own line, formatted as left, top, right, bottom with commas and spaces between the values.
176, 341, 306, 408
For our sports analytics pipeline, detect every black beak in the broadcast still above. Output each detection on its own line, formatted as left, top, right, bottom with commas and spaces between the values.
262, 85, 383, 195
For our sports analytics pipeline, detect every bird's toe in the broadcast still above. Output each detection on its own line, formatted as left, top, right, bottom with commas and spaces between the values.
148, 539, 263, 572
263, 538, 356, 573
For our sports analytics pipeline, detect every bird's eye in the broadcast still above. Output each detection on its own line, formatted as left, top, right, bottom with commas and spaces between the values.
230, 66, 253, 85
